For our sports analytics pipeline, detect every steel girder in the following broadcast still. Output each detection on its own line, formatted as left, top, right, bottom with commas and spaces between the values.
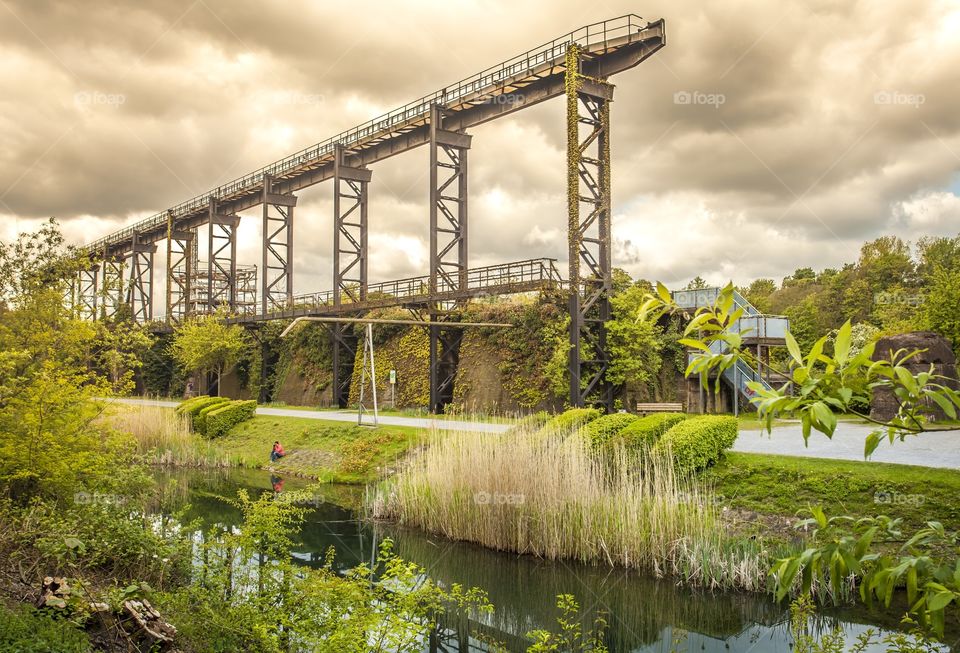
207, 198, 240, 312
262, 174, 297, 315
166, 210, 194, 325
428, 104, 472, 413
566, 45, 615, 411
127, 233, 156, 323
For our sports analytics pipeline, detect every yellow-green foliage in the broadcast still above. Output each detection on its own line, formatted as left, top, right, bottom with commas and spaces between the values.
542, 407, 602, 433
653, 415, 738, 472
584, 413, 638, 446
196, 401, 227, 435
349, 325, 430, 408
506, 411, 551, 435
205, 400, 257, 439
618, 413, 690, 450
178, 396, 229, 433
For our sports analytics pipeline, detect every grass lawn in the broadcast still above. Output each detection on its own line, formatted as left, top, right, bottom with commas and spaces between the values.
705, 452, 960, 532
215, 415, 423, 483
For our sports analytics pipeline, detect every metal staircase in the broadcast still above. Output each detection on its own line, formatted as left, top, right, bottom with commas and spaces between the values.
672, 287, 790, 410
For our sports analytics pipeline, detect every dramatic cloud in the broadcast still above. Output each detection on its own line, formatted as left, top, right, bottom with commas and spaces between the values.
1, 0, 959, 301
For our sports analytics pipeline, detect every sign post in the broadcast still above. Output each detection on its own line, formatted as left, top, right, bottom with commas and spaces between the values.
389, 369, 397, 409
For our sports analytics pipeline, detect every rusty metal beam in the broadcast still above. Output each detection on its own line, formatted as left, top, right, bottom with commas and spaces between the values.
261, 174, 296, 315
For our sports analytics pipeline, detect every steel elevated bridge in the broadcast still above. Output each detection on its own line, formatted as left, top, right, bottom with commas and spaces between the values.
69, 14, 667, 412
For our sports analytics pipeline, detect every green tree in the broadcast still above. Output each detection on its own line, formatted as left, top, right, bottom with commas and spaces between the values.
739, 278, 776, 313
0, 221, 127, 501
923, 266, 960, 355
170, 313, 250, 395
607, 284, 663, 399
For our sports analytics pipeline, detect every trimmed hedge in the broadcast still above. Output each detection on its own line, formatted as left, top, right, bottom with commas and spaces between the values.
617, 412, 690, 450
205, 400, 258, 438
541, 407, 603, 433
178, 396, 230, 432
175, 395, 211, 415
584, 413, 639, 446
652, 415, 738, 472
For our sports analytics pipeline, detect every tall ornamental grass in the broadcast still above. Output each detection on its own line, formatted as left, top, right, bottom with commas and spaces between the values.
101, 404, 233, 467
369, 427, 768, 590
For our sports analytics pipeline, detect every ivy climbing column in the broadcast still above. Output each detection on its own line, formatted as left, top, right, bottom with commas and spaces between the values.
566, 43, 614, 411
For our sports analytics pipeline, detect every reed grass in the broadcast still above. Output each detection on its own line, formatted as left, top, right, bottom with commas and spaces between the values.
101, 403, 235, 468
369, 425, 770, 590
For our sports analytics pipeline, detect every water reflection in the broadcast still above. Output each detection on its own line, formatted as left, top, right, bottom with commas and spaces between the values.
151, 469, 958, 653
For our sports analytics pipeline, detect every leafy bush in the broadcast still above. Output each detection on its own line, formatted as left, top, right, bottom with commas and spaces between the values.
205, 400, 257, 438
178, 396, 230, 433
584, 413, 638, 446
653, 415, 738, 472
0, 604, 91, 653
541, 408, 602, 433
617, 412, 690, 450
196, 401, 230, 435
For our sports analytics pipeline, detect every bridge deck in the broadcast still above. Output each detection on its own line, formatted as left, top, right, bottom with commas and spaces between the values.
83, 15, 665, 256
156, 257, 564, 327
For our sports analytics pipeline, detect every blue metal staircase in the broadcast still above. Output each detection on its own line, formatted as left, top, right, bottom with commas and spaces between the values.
672, 288, 790, 409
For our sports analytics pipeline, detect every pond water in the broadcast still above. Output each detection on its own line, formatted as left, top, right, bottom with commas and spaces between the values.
151, 469, 958, 653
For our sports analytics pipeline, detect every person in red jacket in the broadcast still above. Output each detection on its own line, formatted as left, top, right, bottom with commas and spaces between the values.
270, 441, 285, 462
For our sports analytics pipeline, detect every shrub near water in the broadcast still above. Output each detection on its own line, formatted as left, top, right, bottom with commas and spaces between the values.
584, 413, 638, 446
618, 412, 689, 450
653, 415, 738, 472
371, 427, 767, 590
205, 400, 257, 438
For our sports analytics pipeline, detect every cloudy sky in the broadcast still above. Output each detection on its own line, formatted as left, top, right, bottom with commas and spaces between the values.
2, 0, 959, 299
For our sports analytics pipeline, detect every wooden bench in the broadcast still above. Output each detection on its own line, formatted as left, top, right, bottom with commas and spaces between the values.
636, 402, 684, 415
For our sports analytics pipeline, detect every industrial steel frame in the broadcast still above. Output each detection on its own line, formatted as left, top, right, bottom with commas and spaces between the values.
74, 17, 667, 414
262, 174, 297, 315
207, 198, 239, 312
428, 104, 471, 413
566, 44, 614, 411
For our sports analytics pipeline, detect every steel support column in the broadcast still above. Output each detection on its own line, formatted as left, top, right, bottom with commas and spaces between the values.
207, 198, 240, 313
76, 264, 99, 320
100, 252, 125, 321
261, 174, 297, 315
127, 233, 156, 323
428, 104, 471, 414
333, 145, 371, 305
330, 148, 370, 408
330, 323, 358, 409
166, 210, 194, 324
566, 44, 614, 410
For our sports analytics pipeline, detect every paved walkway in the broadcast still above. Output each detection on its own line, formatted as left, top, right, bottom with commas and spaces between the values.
108, 397, 512, 434
111, 398, 960, 469
733, 420, 960, 469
